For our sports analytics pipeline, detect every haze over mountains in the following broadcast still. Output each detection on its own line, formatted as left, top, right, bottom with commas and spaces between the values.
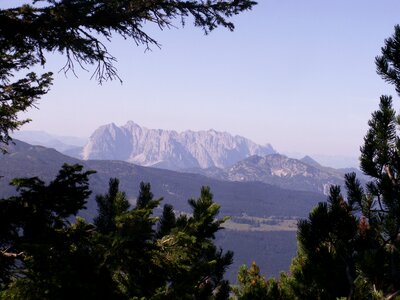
0, 140, 325, 217
4, 123, 368, 280
14, 122, 366, 195
78, 121, 276, 170
13, 121, 358, 170
0, 139, 326, 280
191, 154, 346, 194
13, 130, 87, 152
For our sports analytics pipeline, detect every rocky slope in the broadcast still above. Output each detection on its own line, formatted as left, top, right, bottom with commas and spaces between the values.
80, 121, 276, 170
188, 153, 360, 195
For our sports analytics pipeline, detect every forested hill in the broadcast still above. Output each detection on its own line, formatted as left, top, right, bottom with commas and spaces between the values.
0, 140, 326, 280
0, 140, 324, 218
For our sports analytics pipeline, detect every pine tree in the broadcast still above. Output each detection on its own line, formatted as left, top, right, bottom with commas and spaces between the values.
232, 262, 294, 300
289, 26, 400, 299
233, 262, 270, 300
292, 186, 359, 299
156, 204, 176, 238
159, 186, 234, 299
94, 178, 130, 234
236, 25, 400, 300
108, 181, 163, 298
289, 93, 400, 300
136, 181, 155, 209
93, 181, 235, 299
0, 168, 234, 299
0, 164, 123, 300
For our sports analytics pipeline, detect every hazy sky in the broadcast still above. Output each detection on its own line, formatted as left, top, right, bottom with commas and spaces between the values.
15, 1, 400, 158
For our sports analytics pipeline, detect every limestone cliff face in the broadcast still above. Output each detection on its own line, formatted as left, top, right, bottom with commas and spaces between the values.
81, 121, 275, 170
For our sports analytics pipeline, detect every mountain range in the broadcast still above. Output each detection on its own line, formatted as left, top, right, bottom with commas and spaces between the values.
0, 140, 326, 219
0, 139, 327, 280
12, 130, 87, 152
187, 153, 367, 195
14, 122, 367, 195
5, 123, 367, 280
71, 121, 276, 170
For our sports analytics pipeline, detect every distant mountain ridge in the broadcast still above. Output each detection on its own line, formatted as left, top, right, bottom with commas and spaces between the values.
12, 126, 366, 195
189, 153, 350, 195
79, 121, 276, 170
0, 140, 326, 280
12, 130, 87, 152
0, 140, 323, 218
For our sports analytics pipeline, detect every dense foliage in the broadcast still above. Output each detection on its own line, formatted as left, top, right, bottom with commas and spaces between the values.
289, 27, 400, 299
0, 166, 232, 299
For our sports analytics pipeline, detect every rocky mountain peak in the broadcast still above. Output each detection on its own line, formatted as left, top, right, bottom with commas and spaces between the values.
80, 121, 276, 170
211, 153, 347, 195
300, 155, 321, 168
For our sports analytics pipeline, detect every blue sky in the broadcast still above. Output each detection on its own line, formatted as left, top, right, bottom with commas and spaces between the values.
15, 1, 400, 159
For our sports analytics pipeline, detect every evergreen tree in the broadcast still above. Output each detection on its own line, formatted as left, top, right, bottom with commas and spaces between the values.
152, 187, 233, 299
232, 262, 294, 300
292, 186, 359, 299
0, 168, 234, 299
288, 26, 400, 299
232, 25, 400, 300
233, 262, 270, 300
0, 1, 256, 290
376, 25, 400, 95
96, 184, 234, 299
289, 95, 400, 299
94, 178, 130, 234
136, 181, 155, 209
106, 181, 164, 298
156, 204, 177, 238
0, 164, 124, 300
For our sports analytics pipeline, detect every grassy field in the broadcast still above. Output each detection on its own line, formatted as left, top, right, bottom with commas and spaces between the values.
223, 215, 299, 232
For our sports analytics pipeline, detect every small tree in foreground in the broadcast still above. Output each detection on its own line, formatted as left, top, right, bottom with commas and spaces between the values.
232, 25, 400, 300
290, 95, 400, 299
232, 261, 294, 300
288, 26, 400, 299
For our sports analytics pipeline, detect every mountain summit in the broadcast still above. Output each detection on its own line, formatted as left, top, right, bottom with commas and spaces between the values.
81, 121, 276, 170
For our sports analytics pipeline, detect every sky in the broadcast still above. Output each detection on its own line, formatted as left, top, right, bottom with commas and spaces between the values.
12, 1, 400, 162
